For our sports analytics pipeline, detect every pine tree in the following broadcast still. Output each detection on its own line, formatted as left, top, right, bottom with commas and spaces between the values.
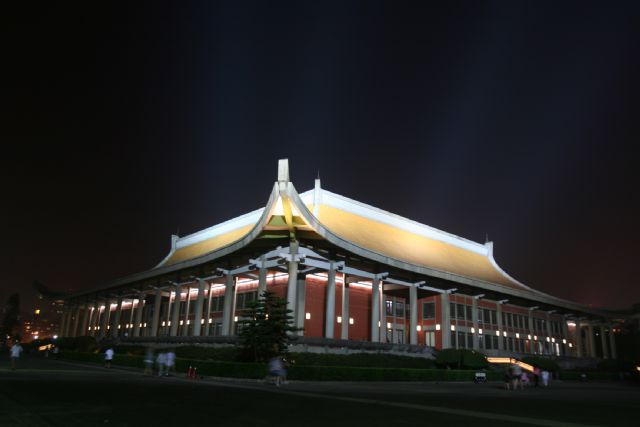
238, 290, 300, 362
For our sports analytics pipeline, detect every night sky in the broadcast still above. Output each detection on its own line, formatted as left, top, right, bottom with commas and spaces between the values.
2, 1, 639, 312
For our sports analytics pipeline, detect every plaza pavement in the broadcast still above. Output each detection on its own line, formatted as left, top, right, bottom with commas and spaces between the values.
0, 355, 637, 426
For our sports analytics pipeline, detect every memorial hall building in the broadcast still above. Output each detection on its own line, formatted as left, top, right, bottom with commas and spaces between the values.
58, 160, 616, 359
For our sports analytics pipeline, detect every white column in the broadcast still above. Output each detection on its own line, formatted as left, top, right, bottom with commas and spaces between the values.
379, 282, 386, 342
221, 274, 236, 336
600, 325, 609, 359
545, 312, 553, 355
182, 287, 191, 337
440, 293, 450, 349
127, 298, 135, 332
576, 319, 583, 357
99, 301, 110, 337
561, 316, 569, 356
496, 303, 504, 351
609, 325, 617, 359
133, 293, 145, 337
587, 323, 596, 357
528, 310, 535, 354
371, 276, 381, 342
71, 306, 81, 337
341, 278, 349, 340
324, 261, 336, 339
151, 288, 162, 337
204, 284, 213, 336
286, 243, 299, 323
193, 279, 206, 336
81, 305, 92, 336
90, 302, 100, 336
409, 285, 418, 345
295, 274, 306, 335
170, 284, 181, 336
258, 257, 268, 297
112, 297, 123, 337
472, 297, 479, 350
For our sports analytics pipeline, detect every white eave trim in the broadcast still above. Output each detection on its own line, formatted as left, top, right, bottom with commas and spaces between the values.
313, 188, 488, 256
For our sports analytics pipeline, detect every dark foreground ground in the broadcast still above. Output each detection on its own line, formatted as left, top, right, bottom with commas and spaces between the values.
0, 356, 638, 427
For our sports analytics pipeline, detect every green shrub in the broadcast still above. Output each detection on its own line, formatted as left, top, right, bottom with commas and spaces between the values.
521, 357, 559, 373
173, 346, 239, 361
597, 359, 636, 372
57, 351, 498, 381
288, 353, 435, 369
56, 336, 98, 352
435, 349, 488, 369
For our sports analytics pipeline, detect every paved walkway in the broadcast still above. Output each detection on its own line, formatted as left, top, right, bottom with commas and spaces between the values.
1, 356, 638, 426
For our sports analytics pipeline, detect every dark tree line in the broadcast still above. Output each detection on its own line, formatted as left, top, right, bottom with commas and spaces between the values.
1, 293, 21, 345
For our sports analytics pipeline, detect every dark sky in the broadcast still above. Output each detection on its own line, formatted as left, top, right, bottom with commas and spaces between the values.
2, 1, 638, 311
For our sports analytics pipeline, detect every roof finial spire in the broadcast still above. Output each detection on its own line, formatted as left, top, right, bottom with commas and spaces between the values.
277, 159, 289, 182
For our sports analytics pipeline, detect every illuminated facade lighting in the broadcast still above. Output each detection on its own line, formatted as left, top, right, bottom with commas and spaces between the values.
471, 327, 475, 334
306, 313, 311, 320
337, 316, 342, 324
349, 318, 354, 325
450, 325, 456, 331
416, 325, 421, 331
495, 330, 500, 336
515, 333, 520, 338
435, 324, 441, 331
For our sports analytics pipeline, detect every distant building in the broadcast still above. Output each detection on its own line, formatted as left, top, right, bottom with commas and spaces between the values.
59, 160, 617, 358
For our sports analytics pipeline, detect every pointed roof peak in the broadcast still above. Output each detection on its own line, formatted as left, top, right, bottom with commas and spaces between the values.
277, 159, 290, 182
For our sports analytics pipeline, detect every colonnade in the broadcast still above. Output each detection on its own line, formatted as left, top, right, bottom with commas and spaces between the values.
57, 246, 617, 359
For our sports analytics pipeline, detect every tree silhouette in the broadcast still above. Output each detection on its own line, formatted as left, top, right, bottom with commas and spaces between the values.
1, 293, 21, 345
238, 290, 300, 362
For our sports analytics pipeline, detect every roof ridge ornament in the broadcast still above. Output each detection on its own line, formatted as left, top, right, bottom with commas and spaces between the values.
278, 159, 290, 182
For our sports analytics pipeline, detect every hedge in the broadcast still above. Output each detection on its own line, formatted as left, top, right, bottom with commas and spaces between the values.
58, 351, 497, 381
435, 349, 488, 370
520, 356, 560, 373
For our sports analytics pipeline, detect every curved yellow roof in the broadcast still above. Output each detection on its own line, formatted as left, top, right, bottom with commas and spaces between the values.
314, 204, 523, 290
163, 224, 255, 266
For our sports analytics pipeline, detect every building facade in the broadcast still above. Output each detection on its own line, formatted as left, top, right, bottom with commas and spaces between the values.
59, 159, 616, 359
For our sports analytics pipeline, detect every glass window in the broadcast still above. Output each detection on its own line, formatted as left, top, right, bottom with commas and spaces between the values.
451, 331, 457, 348
422, 302, 435, 319
450, 302, 456, 318
425, 331, 435, 347
478, 309, 483, 323
483, 309, 490, 324
466, 305, 473, 322
484, 334, 492, 350
396, 329, 404, 344
491, 311, 497, 325
458, 331, 466, 348
478, 334, 484, 349
395, 302, 405, 318
385, 300, 393, 316
467, 333, 473, 349
456, 304, 465, 320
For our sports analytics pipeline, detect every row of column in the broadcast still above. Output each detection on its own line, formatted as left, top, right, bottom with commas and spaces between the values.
576, 321, 616, 359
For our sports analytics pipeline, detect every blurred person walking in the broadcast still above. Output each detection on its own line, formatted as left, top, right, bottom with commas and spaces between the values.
10, 341, 23, 370
156, 351, 167, 377
104, 348, 114, 368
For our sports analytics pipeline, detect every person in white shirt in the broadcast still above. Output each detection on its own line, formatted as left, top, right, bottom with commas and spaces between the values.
165, 351, 176, 376
104, 348, 114, 368
156, 352, 167, 377
10, 342, 23, 370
